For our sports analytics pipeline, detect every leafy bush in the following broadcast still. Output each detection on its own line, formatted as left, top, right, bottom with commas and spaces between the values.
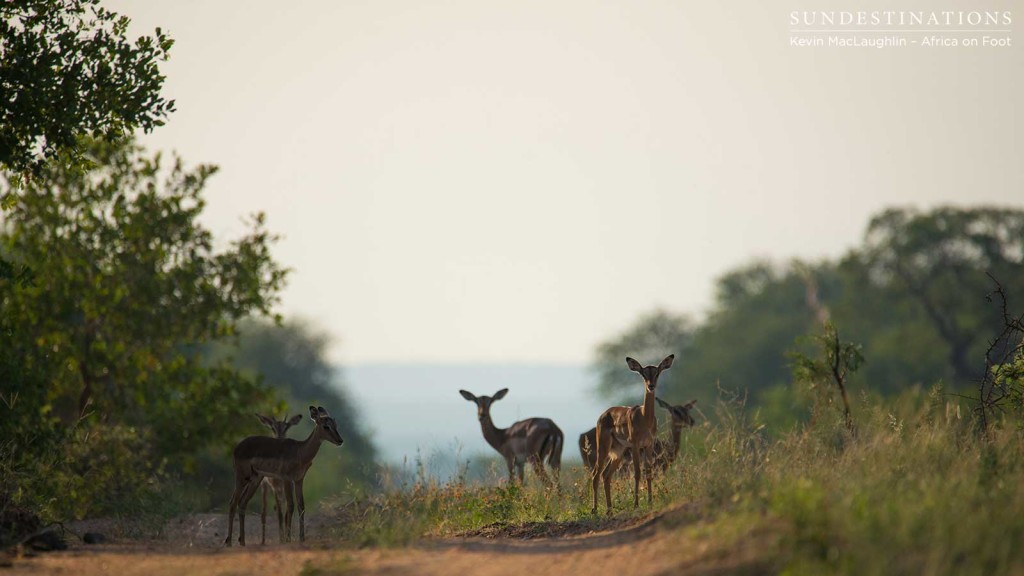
0, 138, 286, 527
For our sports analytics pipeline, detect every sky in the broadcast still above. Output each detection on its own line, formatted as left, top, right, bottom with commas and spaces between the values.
104, 0, 1022, 365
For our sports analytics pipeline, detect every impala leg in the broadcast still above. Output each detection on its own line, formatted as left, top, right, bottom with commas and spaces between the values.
225, 481, 241, 547
592, 425, 612, 515
644, 449, 654, 506
631, 441, 642, 509
603, 458, 621, 515
276, 485, 285, 543
284, 481, 295, 542
237, 476, 261, 546
591, 458, 602, 515
260, 482, 268, 545
272, 481, 287, 544
296, 478, 307, 543
225, 469, 258, 547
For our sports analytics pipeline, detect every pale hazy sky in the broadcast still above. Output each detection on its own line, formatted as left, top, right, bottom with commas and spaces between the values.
104, 0, 1021, 364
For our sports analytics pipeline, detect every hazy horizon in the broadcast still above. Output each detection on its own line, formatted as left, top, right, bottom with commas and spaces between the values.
343, 362, 626, 468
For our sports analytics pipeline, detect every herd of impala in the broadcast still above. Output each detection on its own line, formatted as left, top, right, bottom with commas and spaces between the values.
223, 354, 693, 546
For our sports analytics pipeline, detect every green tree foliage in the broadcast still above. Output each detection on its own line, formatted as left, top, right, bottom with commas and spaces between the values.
855, 207, 1024, 386
0, 138, 287, 521
974, 275, 1024, 432
790, 321, 864, 430
684, 261, 824, 398
830, 254, 949, 393
0, 0, 174, 176
594, 262, 822, 408
593, 206, 1024, 416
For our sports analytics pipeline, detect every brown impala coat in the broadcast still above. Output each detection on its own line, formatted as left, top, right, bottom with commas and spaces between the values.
591, 355, 674, 515
225, 406, 343, 547
579, 397, 696, 472
460, 388, 563, 486
255, 413, 303, 544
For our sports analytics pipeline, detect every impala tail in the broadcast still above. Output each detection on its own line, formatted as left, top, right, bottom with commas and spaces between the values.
545, 426, 564, 471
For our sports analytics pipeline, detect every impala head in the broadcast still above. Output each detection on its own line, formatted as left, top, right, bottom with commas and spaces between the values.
459, 388, 508, 422
655, 397, 697, 428
256, 413, 303, 439
309, 405, 344, 446
626, 354, 674, 392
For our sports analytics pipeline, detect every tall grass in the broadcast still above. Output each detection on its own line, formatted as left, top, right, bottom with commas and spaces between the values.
322, 385, 1024, 574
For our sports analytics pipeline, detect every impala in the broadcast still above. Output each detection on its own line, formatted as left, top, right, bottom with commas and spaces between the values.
255, 413, 302, 544
459, 388, 563, 486
225, 406, 343, 546
591, 355, 674, 515
579, 397, 696, 472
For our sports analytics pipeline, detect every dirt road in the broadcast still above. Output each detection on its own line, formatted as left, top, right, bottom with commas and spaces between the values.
5, 507, 775, 575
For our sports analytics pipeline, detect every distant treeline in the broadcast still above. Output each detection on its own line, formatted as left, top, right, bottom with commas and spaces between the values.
594, 206, 1024, 425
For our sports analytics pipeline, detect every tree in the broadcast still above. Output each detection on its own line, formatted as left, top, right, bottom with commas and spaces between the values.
857, 207, 1024, 387
790, 321, 864, 430
0, 138, 288, 512
685, 261, 824, 398
593, 206, 1024, 424
592, 264, 828, 409
974, 274, 1024, 434
1, 0, 174, 176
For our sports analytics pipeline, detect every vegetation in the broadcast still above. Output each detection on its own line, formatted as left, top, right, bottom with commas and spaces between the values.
314, 244, 1024, 574
789, 321, 864, 430
0, 0, 174, 177
594, 206, 1024, 413
321, 365, 1024, 575
1, 5, 1022, 571
0, 138, 287, 536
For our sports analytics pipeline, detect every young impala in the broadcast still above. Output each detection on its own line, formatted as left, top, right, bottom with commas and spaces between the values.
255, 413, 302, 544
591, 355, 674, 515
225, 406, 343, 546
579, 397, 696, 472
459, 388, 563, 486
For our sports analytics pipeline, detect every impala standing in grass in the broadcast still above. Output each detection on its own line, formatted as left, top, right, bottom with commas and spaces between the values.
254, 413, 302, 544
579, 396, 696, 473
591, 355, 674, 515
459, 388, 564, 487
225, 406, 343, 546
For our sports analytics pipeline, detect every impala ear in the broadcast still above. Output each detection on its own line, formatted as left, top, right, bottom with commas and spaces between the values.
317, 406, 329, 418
309, 405, 319, 421
655, 397, 671, 410
459, 390, 477, 402
287, 414, 303, 426
685, 399, 697, 409
658, 354, 675, 371
493, 388, 509, 400
626, 357, 643, 372
256, 413, 274, 428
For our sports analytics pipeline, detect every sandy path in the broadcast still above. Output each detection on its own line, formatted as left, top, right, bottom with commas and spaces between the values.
5, 509, 775, 575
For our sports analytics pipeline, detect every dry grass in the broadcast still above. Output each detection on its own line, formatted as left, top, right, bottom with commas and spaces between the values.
10, 386, 1024, 575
